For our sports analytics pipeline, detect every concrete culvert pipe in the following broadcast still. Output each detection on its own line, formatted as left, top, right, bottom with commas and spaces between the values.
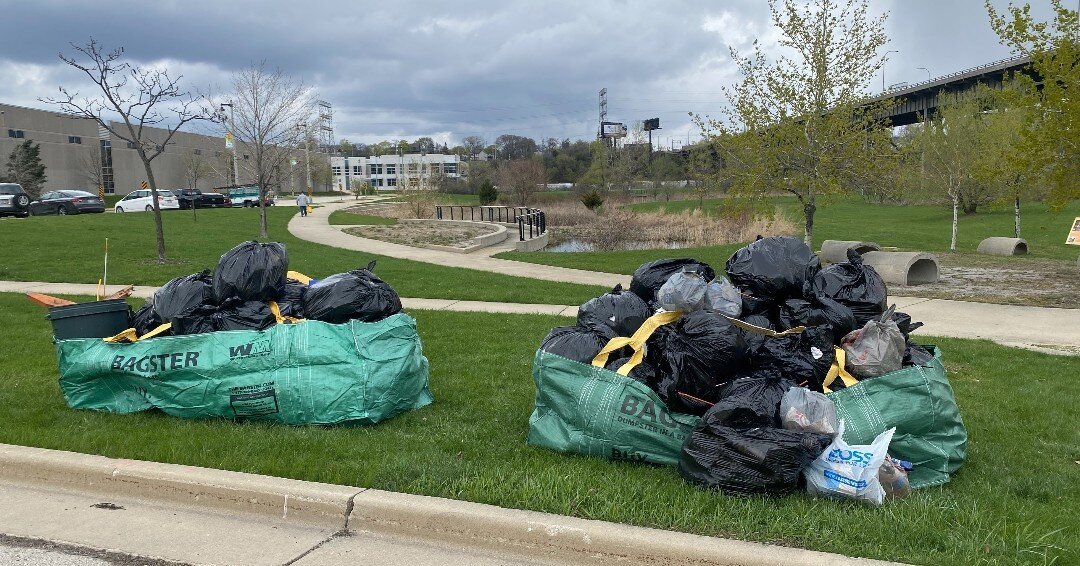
819, 240, 881, 264
977, 237, 1029, 256
860, 251, 940, 286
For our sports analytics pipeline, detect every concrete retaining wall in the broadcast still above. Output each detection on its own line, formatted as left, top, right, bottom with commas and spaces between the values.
515, 231, 549, 252
977, 237, 1028, 256
861, 251, 939, 285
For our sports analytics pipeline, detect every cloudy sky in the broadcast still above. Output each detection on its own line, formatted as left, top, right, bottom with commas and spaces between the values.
1, 0, 1055, 149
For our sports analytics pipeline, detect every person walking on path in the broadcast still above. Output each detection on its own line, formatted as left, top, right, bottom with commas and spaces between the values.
296, 192, 310, 217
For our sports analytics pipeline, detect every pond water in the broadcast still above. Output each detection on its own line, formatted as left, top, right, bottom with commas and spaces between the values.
544, 239, 687, 253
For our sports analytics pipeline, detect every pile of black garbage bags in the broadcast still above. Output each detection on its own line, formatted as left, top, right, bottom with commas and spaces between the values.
540, 235, 932, 497
130, 241, 402, 337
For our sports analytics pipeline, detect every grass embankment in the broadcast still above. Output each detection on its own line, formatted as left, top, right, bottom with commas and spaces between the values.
0, 207, 605, 305
496, 197, 1080, 273
0, 293, 1074, 565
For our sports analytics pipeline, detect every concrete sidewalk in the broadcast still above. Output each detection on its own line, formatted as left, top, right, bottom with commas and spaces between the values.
0, 443, 901, 566
2, 279, 1077, 354
288, 200, 628, 288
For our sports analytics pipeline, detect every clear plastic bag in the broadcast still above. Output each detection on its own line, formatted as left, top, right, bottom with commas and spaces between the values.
878, 455, 912, 499
841, 306, 905, 378
804, 421, 895, 505
657, 268, 709, 312
702, 277, 742, 317
780, 387, 838, 435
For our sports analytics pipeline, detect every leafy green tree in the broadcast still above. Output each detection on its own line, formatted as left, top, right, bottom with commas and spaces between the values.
478, 180, 498, 204
4, 140, 47, 199
580, 188, 604, 210
987, 0, 1079, 208
462, 135, 486, 157
701, 0, 893, 245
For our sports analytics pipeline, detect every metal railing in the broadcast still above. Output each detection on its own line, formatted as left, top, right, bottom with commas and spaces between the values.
435, 205, 546, 241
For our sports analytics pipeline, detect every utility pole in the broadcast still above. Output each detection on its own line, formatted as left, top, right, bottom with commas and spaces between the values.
297, 123, 312, 197
220, 102, 240, 186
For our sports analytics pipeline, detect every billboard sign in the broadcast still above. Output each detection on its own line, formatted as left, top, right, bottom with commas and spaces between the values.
601, 122, 627, 138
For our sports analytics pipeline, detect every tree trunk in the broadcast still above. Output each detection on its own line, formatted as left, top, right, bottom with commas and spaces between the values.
141, 157, 168, 264
803, 194, 816, 247
1014, 195, 1021, 238
950, 194, 959, 252
258, 180, 269, 239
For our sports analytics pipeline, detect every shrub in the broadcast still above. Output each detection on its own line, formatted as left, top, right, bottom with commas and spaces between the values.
478, 181, 498, 205
580, 188, 605, 210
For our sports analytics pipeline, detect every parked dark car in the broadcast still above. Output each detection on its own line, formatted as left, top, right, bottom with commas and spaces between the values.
171, 189, 231, 209
28, 190, 106, 215
0, 183, 31, 218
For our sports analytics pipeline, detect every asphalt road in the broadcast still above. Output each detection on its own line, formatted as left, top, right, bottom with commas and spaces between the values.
0, 534, 186, 566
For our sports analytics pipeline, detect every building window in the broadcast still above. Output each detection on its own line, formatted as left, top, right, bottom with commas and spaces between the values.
7, 129, 24, 138
375, 178, 383, 187
443, 163, 457, 175
68, 136, 82, 144
386, 178, 397, 187
385, 163, 396, 175
100, 140, 115, 194
429, 163, 440, 174
126, 141, 138, 149
352, 165, 362, 175
193, 149, 202, 155
332, 166, 342, 175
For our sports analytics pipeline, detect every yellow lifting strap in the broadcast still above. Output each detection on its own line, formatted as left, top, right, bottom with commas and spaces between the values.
103, 322, 173, 343
268, 301, 305, 325
823, 347, 860, 393
591, 310, 683, 376
286, 270, 313, 285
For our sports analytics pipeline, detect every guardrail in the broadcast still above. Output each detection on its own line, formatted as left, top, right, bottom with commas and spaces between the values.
435, 205, 546, 241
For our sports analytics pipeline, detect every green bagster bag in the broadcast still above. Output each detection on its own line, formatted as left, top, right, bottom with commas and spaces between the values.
827, 346, 967, 488
528, 349, 700, 466
56, 313, 433, 426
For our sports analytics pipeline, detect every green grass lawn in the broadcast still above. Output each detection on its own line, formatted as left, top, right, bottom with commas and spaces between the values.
327, 210, 397, 226
0, 207, 606, 305
497, 197, 1080, 274
0, 293, 1074, 565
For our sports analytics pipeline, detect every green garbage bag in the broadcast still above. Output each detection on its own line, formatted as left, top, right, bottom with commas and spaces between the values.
827, 346, 967, 488
528, 349, 699, 466
56, 313, 432, 426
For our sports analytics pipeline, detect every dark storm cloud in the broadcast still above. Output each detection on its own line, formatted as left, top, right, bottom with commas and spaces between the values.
0, 0, 1059, 146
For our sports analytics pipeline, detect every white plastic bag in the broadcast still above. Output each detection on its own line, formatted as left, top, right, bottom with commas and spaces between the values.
841, 306, 905, 378
702, 277, 742, 317
780, 387, 838, 435
804, 421, 895, 505
657, 268, 708, 312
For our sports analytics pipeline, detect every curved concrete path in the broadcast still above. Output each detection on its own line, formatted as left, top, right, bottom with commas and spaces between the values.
290, 200, 628, 288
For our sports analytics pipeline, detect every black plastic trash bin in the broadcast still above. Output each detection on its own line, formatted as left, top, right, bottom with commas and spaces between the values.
47, 299, 131, 340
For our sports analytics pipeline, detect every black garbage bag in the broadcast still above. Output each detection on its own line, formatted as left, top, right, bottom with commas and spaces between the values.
171, 304, 218, 336
131, 303, 164, 337
903, 342, 935, 367
726, 236, 820, 303
679, 416, 833, 496
153, 270, 214, 321
605, 356, 658, 388
302, 262, 403, 324
578, 284, 651, 337
656, 311, 752, 408
540, 325, 614, 364
740, 292, 774, 317
809, 248, 888, 327
707, 375, 796, 429
277, 279, 307, 318
754, 325, 836, 391
892, 311, 924, 340
213, 241, 289, 303
777, 296, 856, 343
214, 300, 277, 332
739, 314, 775, 355
630, 258, 715, 305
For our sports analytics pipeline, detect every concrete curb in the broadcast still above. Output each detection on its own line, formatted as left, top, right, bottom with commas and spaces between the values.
0, 443, 904, 566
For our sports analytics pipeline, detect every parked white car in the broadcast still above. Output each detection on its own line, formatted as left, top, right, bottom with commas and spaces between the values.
113, 190, 180, 213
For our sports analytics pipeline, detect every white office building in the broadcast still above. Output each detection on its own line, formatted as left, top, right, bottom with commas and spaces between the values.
331, 153, 461, 192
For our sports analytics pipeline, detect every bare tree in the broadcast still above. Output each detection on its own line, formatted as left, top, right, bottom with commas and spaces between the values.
76, 142, 104, 191
227, 63, 312, 238
182, 149, 211, 189
45, 39, 211, 263
498, 159, 547, 206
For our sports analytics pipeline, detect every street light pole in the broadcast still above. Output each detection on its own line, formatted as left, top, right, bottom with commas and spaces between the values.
220, 103, 240, 187
917, 67, 931, 83
883, 50, 899, 91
